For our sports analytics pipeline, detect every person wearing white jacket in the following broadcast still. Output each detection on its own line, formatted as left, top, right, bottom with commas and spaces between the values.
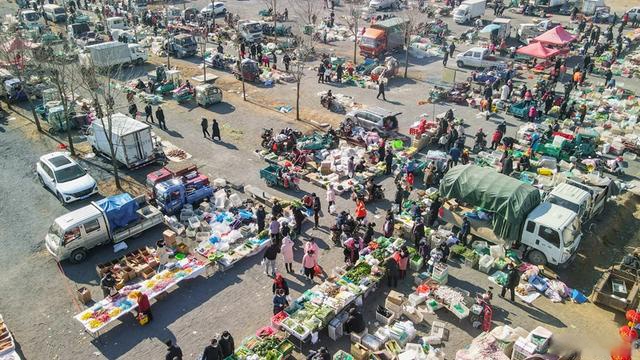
326, 185, 336, 214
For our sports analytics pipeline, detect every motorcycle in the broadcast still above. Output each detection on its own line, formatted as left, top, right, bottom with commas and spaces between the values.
261, 128, 274, 149
320, 94, 345, 113
351, 183, 385, 203
473, 137, 487, 153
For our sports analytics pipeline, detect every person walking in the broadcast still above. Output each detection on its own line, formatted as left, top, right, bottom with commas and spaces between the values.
312, 193, 321, 229
155, 106, 166, 130
326, 185, 336, 214
500, 263, 519, 301
128, 102, 138, 119
144, 103, 154, 123
281, 234, 294, 273
211, 119, 221, 141
202, 338, 224, 360
383, 211, 395, 238
385, 256, 400, 288
376, 80, 386, 100
449, 42, 455, 57
302, 249, 318, 281
200, 118, 210, 138
442, 50, 449, 67
219, 331, 235, 359
283, 53, 291, 72
164, 339, 183, 360
293, 206, 305, 236
269, 218, 281, 246
263, 242, 279, 277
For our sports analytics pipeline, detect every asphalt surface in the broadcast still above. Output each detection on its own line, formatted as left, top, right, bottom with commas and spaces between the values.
1, 0, 640, 359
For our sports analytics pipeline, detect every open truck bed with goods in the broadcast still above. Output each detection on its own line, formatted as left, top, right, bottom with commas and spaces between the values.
438, 165, 582, 267
45, 193, 163, 263
456, 47, 506, 69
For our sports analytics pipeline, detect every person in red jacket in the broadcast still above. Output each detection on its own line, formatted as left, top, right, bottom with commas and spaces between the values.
354, 199, 367, 222
490, 130, 503, 150
133, 291, 152, 323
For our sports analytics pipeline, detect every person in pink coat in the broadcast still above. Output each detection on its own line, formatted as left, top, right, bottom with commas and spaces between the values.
304, 238, 320, 262
281, 235, 294, 273
302, 250, 318, 281
395, 246, 410, 280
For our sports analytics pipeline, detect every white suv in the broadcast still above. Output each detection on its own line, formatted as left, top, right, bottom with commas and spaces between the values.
201, 2, 226, 17
36, 152, 98, 204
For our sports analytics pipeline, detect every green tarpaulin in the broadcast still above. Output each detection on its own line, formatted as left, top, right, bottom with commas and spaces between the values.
439, 165, 541, 243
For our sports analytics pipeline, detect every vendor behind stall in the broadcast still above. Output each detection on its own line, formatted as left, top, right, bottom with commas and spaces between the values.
344, 307, 366, 334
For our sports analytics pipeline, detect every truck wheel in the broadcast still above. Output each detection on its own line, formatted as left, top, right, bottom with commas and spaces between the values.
70, 248, 88, 263
456, 60, 464, 68
527, 249, 547, 266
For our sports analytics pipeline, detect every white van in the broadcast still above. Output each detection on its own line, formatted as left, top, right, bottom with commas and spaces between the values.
43, 4, 67, 23
106, 16, 128, 31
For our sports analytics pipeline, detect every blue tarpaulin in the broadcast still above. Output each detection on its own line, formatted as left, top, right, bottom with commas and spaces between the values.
95, 193, 139, 231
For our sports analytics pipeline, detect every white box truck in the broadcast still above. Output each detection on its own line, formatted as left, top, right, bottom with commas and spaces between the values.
453, 0, 486, 24
45, 193, 163, 263
237, 20, 264, 43
438, 165, 582, 267
88, 113, 164, 169
79, 41, 147, 68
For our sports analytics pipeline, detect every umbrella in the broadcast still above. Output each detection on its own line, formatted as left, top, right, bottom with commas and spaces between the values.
480, 24, 501, 33
625, 309, 640, 324
619, 326, 638, 343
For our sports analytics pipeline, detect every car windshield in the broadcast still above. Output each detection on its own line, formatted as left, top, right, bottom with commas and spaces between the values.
547, 196, 580, 215
24, 12, 39, 21
54, 8, 65, 14
454, 8, 466, 15
54, 164, 86, 183
360, 36, 378, 47
246, 23, 262, 33
178, 37, 195, 45
48, 223, 63, 245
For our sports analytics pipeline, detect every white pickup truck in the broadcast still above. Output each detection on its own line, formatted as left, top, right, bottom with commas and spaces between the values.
45, 194, 163, 263
455, 47, 506, 69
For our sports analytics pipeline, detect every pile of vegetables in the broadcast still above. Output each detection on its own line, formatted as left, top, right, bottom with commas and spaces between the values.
344, 262, 372, 283
450, 244, 467, 256
251, 337, 280, 357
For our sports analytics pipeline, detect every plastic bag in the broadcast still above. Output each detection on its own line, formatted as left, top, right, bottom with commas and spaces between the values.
311, 332, 319, 344
314, 264, 323, 276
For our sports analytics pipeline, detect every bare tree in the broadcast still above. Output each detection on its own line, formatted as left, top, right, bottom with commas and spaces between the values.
37, 50, 83, 155
262, 0, 278, 43
0, 32, 43, 132
78, 63, 125, 190
288, 0, 321, 25
291, 34, 314, 121
343, 0, 365, 64
401, 8, 422, 79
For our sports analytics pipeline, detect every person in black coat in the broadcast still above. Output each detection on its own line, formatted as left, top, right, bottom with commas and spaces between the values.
312, 194, 321, 229
256, 205, 266, 233
386, 256, 400, 288
376, 80, 386, 100
293, 206, 305, 235
155, 106, 166, 130
202, 338, 224, 360
218, 331, 235, 359
144, 104, 153, 123
500, 263, 519, 301
385, 151, 393, 175
128, 102, 138, 118
211, 119, 221, 140
165, 339, 183, 360
201, 118, 210, 138
394, 183, 404, 208
272, 200, 283, 218
344, 307, 365, 334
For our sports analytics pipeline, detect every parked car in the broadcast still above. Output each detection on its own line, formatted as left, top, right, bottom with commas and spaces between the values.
344, 107, 400, 135
627, 7, 640, 21
36, 152, 98, 204
201, 2, 226, 17
369, 0, 399, 11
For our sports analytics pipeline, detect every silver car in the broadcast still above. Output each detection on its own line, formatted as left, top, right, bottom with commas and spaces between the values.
344, 107, 400, 135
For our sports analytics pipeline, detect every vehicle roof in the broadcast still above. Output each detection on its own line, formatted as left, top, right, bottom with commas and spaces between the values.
467, 47, 488, 52
372, 17, 406, 28
43, 3, 63, 8
550, 183, 590, 203
528, 202, 577, 230
175, 33, 193, 39
359, 106, 396, 116
40, 152, 77, 170
107, 16, 124, 20
95, 113, 150, 135
492, 18, 511, 24
363, 28, 385, 38
55, 204, 102, 229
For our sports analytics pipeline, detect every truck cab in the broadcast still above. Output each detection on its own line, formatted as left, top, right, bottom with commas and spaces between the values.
491, 18, 511, 39
106, 16, 128, 31
521, 203, 581, 266
237, 21, 264, 43
360, 28, 386, 58
43, 4, 67, 23
169, 34, 197, 58
154, 177, 214, 215
19, 9, 41, 29
546, 183, 591, 223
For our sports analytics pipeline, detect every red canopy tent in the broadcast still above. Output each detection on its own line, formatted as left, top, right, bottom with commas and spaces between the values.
515, 42, 561, 59
533, 26, 577, 46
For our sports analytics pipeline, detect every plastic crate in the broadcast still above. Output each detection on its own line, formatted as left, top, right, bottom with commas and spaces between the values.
333, 350, 354, 360
511, 337, 536, 360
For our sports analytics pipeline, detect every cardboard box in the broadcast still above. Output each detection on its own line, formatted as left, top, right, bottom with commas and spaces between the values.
384, 300, 402, 316
115, 279, 126, 290
386, 290, 405, 306
77, 287, 92, 305
163, 230, 177, 246
136, 264, 152, 277
351, 342, 369, 360
141, 268, 156, 279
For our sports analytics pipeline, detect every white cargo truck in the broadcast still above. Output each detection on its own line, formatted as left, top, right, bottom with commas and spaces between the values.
453, 0, 486, 24
45, 194, 163, 263
80, 41, 147, 68
237, 20, 263, 43
87, 113, 164, 169
438, 165, 582, 267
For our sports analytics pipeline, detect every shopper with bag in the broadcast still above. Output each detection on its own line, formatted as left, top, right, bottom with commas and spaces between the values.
302, 250, 318, 281
281, 235, 294, 273
219, 331, 235, 359
304, 238, 320, 262
272, 274, 290, 296
326, 185, 336, 214
201, 338, 224, 360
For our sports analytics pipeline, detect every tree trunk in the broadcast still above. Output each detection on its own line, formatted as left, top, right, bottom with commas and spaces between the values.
296, 79, 300, 120
352, 15, 358, 64
273, 0, 277, 44
64, 104, 76, 155
30, 104, 42, 133
404, 27, 410, 78
109, 149, 122, 190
